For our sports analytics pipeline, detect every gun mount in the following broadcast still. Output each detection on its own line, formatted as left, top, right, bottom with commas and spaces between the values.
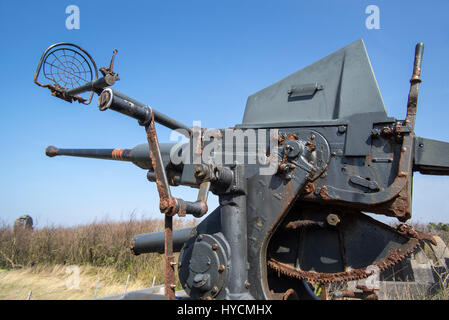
34, 40, 449, 300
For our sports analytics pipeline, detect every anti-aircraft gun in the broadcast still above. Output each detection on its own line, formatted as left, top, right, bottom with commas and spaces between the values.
34, 40, 449, 300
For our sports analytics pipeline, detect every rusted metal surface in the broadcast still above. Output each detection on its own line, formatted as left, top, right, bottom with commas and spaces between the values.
281, 288, 299, 300
342, 286, 378, 300
111, 148, 131, 161
285, 220, 325, 229
144, 114, 176, 299
397, 224, 437, 245
33, 43, 99, 105
300, 50, 427, 221
268, 235, 420, 283
303, 182, 315, 194
145, 113, 173, 203
164, 215, 176, 300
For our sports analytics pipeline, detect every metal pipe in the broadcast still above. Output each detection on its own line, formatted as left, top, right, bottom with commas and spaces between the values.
219, 165, 252, 299
98, 88, 191, 136
65, 74, 118, 96
131, 227, 194, 255
45, 146, 130, 160
45, 143, 179, 171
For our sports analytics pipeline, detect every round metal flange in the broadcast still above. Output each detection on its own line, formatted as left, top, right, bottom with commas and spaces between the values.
178, 233, 228, 299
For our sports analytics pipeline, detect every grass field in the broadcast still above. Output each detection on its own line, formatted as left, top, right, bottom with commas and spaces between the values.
0, 265, 153, 300
0, 216, 196, 299
0, 217, 448, 300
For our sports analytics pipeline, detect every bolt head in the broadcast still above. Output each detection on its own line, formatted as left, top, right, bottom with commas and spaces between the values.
326, 214, 341, 226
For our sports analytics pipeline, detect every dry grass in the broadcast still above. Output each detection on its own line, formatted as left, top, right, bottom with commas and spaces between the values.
0, 264, 153, 300
0, 216, 196, 295
1, 217, 448, 300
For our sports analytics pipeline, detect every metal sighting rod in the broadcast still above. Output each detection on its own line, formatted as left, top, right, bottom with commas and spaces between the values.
65, 74, 117, 97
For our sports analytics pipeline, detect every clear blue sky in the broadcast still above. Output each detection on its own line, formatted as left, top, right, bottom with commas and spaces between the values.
0, 0, 448, 226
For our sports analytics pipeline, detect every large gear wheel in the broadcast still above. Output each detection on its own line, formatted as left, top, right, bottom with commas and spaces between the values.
267, 204, 430, 284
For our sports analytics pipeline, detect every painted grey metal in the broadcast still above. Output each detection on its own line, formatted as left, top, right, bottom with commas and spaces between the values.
241, 39, 390, 156
65, 74, 116, 96
414, 137, 449, 175
132, 227, 194, 255
39, 39, 449, 300
100, 89, 191, 136
45, 143, 177, 170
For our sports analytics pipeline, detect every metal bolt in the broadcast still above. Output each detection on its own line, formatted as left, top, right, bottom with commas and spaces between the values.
218, 265, 225, 272
245, 281, 251, 289
194, 166, 206, 179
211, 243, 218, 250
211, 286, 218, 295
338, 126, 346, 133
197, 234, 203, 241
327, 214, 341, 227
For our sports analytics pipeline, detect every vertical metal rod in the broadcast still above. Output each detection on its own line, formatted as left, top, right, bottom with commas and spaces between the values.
144, 113, 175, 300
164, 214, 175, 300
406, 42, 424, 130
145, 114, 172, 201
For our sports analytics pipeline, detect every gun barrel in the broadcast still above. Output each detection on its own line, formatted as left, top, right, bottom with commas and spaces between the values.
98, 88, 191, 137
45, 144, 158, 170
46, 145, 129, 160
131, 227, 194, 255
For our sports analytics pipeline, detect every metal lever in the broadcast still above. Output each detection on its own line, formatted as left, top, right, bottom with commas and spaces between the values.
98, 88, 209, 299
144, 115, 208, 300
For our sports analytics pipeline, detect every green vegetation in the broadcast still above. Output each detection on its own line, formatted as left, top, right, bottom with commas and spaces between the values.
0, 217, 196, 286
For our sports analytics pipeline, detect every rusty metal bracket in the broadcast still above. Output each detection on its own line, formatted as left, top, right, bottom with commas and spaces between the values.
143, 113, 210, 299
34, 43, 120, 105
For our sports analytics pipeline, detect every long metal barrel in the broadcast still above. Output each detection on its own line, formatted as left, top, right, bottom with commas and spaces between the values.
45, 143, 178, 170
131, 227, 194, 255
98, 88, 192, 137
65, 75, 117, 96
